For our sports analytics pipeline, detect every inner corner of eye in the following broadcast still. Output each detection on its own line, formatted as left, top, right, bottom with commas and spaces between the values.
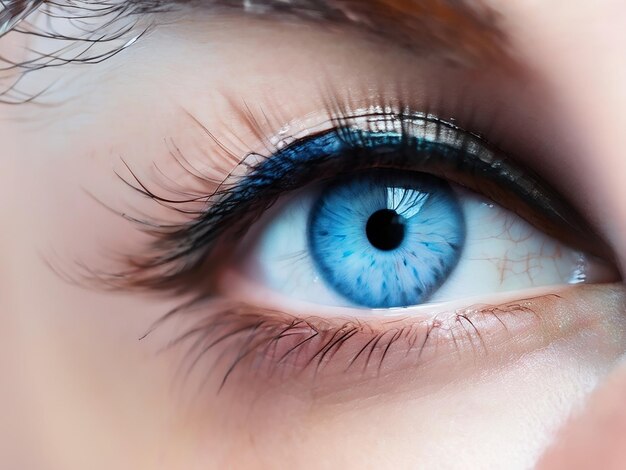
213, 129, 616, 314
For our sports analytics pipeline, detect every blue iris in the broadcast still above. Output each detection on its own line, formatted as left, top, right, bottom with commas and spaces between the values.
308, 170, 465, 308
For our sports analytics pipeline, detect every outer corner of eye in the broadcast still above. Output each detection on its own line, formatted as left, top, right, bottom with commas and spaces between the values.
217, 177, 615, 318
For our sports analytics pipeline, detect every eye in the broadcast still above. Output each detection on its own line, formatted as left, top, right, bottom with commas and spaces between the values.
220, 114, 616, 311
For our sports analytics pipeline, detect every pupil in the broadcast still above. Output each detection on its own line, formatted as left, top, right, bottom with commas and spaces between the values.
366, 209, 406, 251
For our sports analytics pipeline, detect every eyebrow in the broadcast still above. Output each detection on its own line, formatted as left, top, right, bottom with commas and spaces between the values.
2, 0, 512, 77
130, 0, 511, 67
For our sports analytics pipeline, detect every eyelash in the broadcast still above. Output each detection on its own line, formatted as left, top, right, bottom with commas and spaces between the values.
110, 106, 603, 292
148, 293, 560, 392
84, 97, 606, 392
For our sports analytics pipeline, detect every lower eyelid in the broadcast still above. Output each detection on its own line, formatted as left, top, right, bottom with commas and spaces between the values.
158, 283, 626, 398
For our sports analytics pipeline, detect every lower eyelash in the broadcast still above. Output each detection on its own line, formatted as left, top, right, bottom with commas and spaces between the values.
144, 294, 554, 393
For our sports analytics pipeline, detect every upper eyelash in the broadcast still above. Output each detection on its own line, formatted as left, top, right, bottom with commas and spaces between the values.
105, 106, 604, 293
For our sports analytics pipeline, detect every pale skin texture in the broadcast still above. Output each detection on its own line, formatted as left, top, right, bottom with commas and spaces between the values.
1, 1, 626, 469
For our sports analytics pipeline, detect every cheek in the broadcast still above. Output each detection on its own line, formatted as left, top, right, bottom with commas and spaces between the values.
194, 289, 626, 469
4, 262, 195, 468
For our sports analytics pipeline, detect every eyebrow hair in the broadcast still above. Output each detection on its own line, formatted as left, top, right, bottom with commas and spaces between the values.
129, 0, 511, 67
0, 0, 512, 95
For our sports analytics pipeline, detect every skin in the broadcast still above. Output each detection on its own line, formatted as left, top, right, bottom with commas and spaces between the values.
1, 1, 626, 469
